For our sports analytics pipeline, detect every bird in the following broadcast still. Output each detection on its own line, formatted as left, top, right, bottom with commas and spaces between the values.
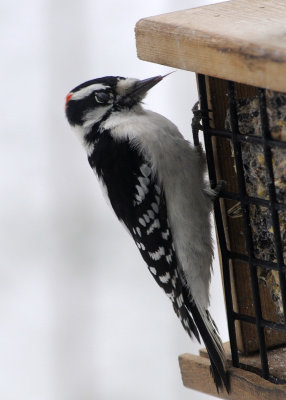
65, 74, 229, 391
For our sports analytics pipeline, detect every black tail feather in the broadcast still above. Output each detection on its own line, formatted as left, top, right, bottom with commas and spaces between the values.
172, 301, 201, 343
182, 289, 230, 392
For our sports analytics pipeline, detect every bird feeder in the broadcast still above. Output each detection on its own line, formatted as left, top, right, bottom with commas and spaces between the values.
136, 1, 286, 398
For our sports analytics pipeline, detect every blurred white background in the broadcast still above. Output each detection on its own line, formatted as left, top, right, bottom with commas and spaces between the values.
1, 1, 229, 399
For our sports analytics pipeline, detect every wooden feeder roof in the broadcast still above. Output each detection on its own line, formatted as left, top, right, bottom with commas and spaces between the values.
135, 0, 286, 92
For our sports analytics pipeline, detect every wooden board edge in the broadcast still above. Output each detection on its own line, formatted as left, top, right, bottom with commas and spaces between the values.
135, 17, 286, 93
179, 353, 286, 400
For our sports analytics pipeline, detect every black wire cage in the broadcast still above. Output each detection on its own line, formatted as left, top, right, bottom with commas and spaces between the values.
197, 74, 286, 384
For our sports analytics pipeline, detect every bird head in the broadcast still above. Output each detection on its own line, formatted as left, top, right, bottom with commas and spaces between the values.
65, 74, 170, 127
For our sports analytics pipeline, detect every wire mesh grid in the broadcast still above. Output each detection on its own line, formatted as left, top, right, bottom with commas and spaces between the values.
196, 74, 286, 384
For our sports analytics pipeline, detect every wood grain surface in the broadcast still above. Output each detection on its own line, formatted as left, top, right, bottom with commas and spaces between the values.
136, 0, 286, 92
179, 350, 286, 399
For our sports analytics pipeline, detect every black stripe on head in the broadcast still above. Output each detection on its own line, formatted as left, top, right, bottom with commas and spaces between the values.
70, 76, 125, 93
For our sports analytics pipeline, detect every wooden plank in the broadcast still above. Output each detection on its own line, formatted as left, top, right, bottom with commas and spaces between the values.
179, 352, 286, 399
135, 0, 286, 92
200, 342, 286, 382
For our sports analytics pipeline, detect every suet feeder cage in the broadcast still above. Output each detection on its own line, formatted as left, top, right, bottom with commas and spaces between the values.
136, 1, 286, 398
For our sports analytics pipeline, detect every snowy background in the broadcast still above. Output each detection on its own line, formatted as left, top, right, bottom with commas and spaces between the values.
1, 1, 229, 399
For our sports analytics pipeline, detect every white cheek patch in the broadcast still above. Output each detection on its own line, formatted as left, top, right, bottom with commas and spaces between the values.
83, 105, 113, 129
71, 83, 108, 100
69, 105, 112, 152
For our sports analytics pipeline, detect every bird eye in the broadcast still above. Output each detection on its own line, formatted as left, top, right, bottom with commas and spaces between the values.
94, 91, 113, 104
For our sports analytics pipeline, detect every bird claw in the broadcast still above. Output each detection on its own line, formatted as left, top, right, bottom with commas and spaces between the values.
204, 180, 226, 200
192, 101, 203, 144
191, 101, 213, 146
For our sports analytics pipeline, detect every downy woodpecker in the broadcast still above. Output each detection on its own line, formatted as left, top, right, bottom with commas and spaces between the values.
65, 74, 229, 391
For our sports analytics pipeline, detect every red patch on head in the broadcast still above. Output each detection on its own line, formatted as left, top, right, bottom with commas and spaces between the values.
65, 93, 73, 105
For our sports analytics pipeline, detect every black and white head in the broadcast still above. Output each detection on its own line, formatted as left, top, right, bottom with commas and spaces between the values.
65, 75, 168, 128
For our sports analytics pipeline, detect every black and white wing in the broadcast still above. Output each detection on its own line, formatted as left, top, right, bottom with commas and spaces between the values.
89, 134, 199, 340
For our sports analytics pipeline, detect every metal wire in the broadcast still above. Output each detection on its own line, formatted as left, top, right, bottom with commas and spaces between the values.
226, 81, 269, 379
197, 74, 239, 367
195, 74, 286, 382
258, 88, 286, 326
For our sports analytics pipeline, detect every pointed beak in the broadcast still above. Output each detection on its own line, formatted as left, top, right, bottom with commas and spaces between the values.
130, 72, 175, 97
132, 75, 162, 96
